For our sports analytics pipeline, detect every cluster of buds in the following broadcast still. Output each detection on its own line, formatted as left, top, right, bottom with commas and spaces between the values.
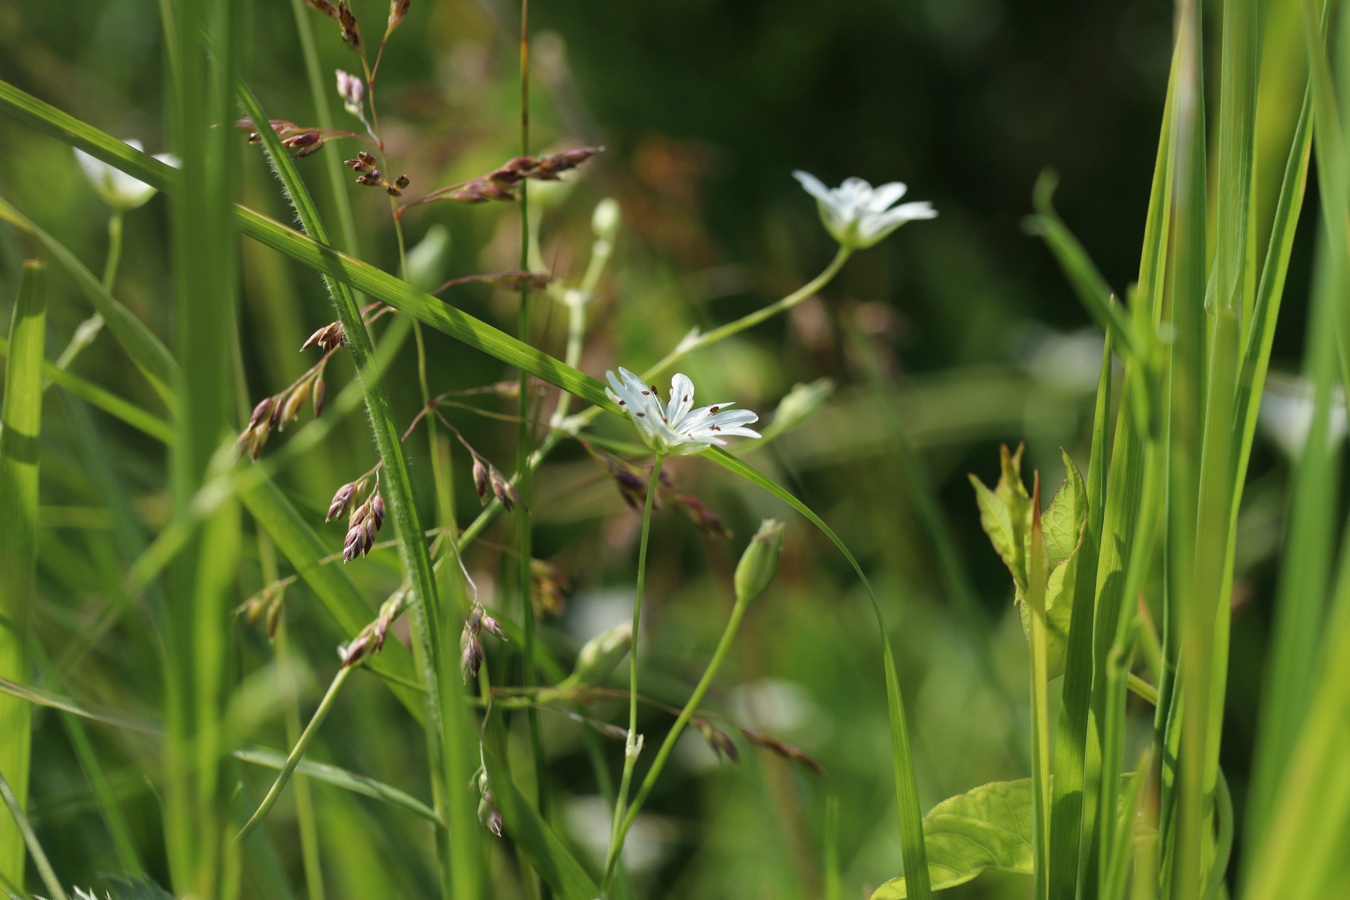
530, 559, 570, 617
433, 269, 554, 295
475, 769, 503, 837
338, 587, 407, 668
593, 450, 730, 537
335, 69, 365, 117
345, 151, 410, 196
327, 474, 386, 561
414, 147, 603, 207
237, 118, 333, 160
235, 370, 327, 461
460, 604, 505, 681
471, 455, 525, 512
236, 584, 286, 641
301, 320, 347, 354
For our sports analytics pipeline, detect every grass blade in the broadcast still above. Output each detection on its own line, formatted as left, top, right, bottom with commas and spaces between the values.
0, 258, 45, 886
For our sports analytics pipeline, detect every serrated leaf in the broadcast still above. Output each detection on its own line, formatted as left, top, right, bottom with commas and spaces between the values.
1042, 449, 1088, 567
969, 445, 1034, 595
974, 447, 1088, 679
869, 779, 1035, 899
970, 475, 1027, 594
1018, 450, 1088, 678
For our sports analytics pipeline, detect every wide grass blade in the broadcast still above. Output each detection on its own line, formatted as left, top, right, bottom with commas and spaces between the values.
0, 258, 46, 886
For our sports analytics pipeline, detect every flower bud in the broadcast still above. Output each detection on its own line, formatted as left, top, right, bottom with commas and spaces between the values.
769, 378, 833, 435
591, 197, 620, 241
733, 519, 784, 603
563, 623, 632, 687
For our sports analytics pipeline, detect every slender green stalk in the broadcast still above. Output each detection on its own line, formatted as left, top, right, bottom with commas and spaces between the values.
237, 667, 354, 843
0, 259, 46, 885
609, 553, 758, 873
644, 245, 850, 379
516, 0, 550, 857
602, 456, 665, 893
0, 768, 64, 900
1027, 475, 1050, 900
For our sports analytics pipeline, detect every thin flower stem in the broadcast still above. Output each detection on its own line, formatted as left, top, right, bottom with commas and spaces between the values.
602, 456, 665, 893
643, 244, 852, 381
610, 575, 755, 872
236, 666, 354, 843
49, 209, 124, 382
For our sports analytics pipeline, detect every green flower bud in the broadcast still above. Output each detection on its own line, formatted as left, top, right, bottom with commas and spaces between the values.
734, 519, 785, 603
591, 198, 620, 241
564, 623, 632, 687
763, 378, 834, 439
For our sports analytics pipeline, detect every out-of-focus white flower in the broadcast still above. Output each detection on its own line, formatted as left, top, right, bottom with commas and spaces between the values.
74, 140, 179, 211
335, 69, 365, 117
605, 367, 760, 456
793, 170, 936, 249
1258, 372, 1348, 460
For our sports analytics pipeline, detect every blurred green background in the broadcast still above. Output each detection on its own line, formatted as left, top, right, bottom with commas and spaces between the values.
0, 0, 1314, 896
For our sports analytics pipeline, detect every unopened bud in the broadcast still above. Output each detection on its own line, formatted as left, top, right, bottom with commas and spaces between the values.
563, 623, 632, 688
769, 378, 834, 435
734, 519, 784, 603
591, 198, 620, 241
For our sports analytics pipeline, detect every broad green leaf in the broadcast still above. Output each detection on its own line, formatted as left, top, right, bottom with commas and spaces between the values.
870, 779, 1034, 899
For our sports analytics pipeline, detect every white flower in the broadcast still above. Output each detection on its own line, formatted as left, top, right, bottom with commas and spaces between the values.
605, 367, 761, 456
74, 140, 180, 211
793, 170, 936, 249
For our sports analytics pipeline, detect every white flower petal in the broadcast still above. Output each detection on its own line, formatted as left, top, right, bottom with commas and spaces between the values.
796, 171, 934, 249
863, 181, 907, 212
606, 369, 761, 455
792, 171, 833, 204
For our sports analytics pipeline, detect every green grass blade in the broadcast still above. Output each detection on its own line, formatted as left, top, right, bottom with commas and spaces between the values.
0, 333, 173, 443
0, 768, 64, 900
705, 446, 930, 900
482, 736, 600, 900
0, 79, 615, 412
0, 258, 45, 886
0, 675, 439, 825
235, 80, 478, 899
0, 194, 176, 410
162, 0, 241, 892
1025, 173, 1140, 362
1027, 477, 1051, 900
235, 478, 426, 722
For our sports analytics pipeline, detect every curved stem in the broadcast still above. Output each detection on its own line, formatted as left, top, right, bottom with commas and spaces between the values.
236, 666, 354, 843
610, 579, 753, 874
601, 456, 665, 893
643, 244, 851, 380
